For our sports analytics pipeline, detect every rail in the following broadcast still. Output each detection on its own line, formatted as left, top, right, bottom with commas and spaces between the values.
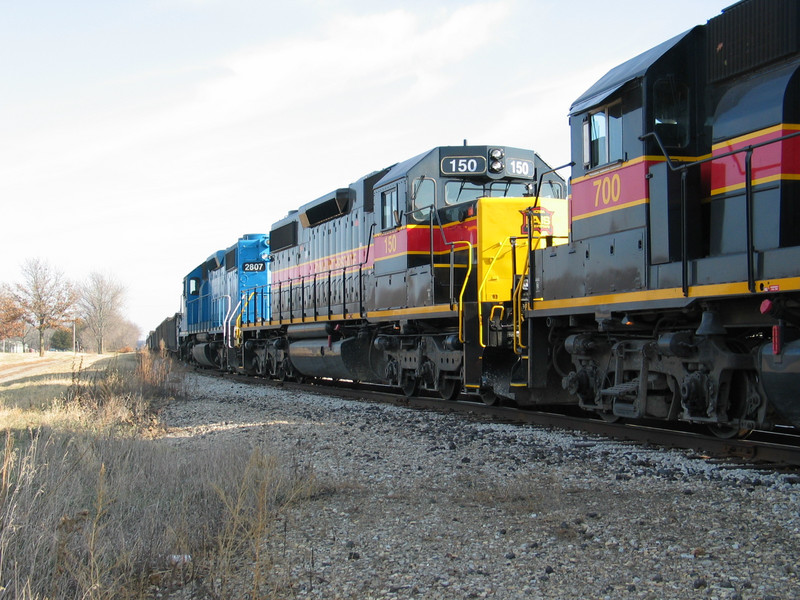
641, 129, 800, 296
477, 236, 526, 348
453, 241, 474, 343
512, 248, 529, 354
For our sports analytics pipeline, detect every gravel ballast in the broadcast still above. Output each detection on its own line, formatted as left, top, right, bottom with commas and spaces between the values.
162, 374, 800, 599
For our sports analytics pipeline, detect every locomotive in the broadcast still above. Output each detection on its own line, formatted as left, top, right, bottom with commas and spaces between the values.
149, 0, 800, 436
528, 0, 800, 436
149, 144, 568, 397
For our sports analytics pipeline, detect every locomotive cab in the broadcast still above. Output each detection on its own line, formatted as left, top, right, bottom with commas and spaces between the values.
532, 0, 800, 433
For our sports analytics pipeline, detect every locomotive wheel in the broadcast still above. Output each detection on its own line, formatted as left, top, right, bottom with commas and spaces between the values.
480, 388, 499, 406
255, 355, 267, 376
277, 359, 289, 382
707, 424, 752, 439
400, 375, 419, 397
598, 411, 620, 423
438, 377, 461, 401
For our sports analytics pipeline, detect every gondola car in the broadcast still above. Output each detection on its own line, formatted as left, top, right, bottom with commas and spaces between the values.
146, 313, 181, 355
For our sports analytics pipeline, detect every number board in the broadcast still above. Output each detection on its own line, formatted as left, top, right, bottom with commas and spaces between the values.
242, 261, 266, 272
440, 156, 487, 176
506, 158, 535, 178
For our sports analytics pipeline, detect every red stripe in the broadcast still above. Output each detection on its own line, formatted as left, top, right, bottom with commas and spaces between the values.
711, 127, 800, 193
272, 221, 478, 283
571, 161, 650, 221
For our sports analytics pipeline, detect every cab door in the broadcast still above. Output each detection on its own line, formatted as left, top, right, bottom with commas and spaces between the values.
373, 180, 408, 309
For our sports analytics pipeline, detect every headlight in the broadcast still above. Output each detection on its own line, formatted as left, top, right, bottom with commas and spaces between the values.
489, 148, 504, 160
490, 160, 504, 173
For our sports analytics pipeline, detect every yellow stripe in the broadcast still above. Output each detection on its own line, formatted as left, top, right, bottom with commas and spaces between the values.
711, 173, 800, 196
571, 197, 649, 221
533, 276, 800, 312
367, 304, 457, 319
570, 155, 705, 185
712, 123, 800, 151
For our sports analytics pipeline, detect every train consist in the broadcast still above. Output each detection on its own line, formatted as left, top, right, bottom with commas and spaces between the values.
149, 0, 800, 437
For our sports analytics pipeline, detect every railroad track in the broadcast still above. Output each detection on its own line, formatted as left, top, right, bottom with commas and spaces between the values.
201, 370, 800, 469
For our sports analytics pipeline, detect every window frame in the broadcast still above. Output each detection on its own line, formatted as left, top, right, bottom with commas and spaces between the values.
583, 100, 623, 170
380, 185, 400, 231
410, 177, 435, 222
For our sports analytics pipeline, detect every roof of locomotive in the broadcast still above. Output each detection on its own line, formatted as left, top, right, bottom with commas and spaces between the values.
373, 149, 430, 187
570, 29, 692, 116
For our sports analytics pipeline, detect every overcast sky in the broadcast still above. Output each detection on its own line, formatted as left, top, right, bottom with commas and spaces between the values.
0, 0, 733, 335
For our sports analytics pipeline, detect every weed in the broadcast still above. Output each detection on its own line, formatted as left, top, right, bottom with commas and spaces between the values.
0, 353, 317, 599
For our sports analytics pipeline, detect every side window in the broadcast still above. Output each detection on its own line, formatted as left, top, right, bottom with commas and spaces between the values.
410, 177, 435, 222
590, 111, 607, 166
188, 277, 200, 296
381, 186, 399, 230
583, 101, 623, 169
653, 77, 689, 148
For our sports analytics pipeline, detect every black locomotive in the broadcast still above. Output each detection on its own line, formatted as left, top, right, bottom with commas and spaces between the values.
528, 0, 800, 436
149, 0, 800, 436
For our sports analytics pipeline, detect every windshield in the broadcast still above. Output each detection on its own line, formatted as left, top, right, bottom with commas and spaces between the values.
444, 181, 531, 205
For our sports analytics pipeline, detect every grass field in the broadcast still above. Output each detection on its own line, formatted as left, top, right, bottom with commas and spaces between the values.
0, 351, 314, 599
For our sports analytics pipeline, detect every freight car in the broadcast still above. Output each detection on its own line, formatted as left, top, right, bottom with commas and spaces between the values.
146, 313, 181, 355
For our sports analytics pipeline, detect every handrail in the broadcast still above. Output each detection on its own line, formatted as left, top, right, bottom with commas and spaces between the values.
477, 237, 514, 348
641, 129, 800, 295
512, 249, 530, 354
218, 295, 232, 347
226, 298, 241, 348
451, 240, 473, 343
234, 291, 255, 347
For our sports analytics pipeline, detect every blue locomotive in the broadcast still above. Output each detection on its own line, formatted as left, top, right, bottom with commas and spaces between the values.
179, 233, 271, 370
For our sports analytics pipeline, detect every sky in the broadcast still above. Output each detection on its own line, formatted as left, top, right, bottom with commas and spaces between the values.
0, 0, 734, 336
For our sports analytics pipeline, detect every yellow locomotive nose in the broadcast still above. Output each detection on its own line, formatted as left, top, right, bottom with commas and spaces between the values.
475, 196, 567, 304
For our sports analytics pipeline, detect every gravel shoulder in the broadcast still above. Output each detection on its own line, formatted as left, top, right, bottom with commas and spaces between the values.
161, 374, 800, 600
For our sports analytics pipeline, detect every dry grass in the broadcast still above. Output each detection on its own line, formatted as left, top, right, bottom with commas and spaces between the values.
0, 351, 318, 599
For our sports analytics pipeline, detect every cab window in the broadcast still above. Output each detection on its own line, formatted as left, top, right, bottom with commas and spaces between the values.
653, 76, 690, 148
380, 186, 399, 230
584, 101, 623, 169
410, 177, 434, 222
188, 277, 200, 296
444, 181, 530, 205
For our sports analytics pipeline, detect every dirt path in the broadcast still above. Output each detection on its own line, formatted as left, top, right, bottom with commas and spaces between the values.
0, 352, 120, 385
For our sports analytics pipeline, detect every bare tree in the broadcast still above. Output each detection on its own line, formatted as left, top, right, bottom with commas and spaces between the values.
78, 271, 126, 354
0, 285, 26, 342
107, 318, 141, 352
12, 259, 77, 357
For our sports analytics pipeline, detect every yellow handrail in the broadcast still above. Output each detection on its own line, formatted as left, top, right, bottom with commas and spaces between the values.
452, 241, 474, 343
234, 291, 257, 347
477, 237, 512, 348
477, 236, 529, 349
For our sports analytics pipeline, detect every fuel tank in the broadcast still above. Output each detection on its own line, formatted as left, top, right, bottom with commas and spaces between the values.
288, 336, 384, 382
191, 343, 219, 368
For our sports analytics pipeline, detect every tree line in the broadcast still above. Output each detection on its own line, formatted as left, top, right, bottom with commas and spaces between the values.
0, 258, 140, 355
